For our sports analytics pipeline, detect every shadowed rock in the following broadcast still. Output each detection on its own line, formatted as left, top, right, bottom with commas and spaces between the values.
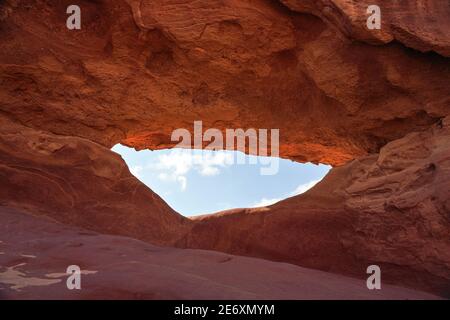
0, 207, 441, 300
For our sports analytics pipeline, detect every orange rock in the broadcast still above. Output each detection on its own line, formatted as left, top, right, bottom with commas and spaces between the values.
0, 0, 449, 297
0, 118, 189, 246
0, 0, 449, 164
281, 0, 450, 56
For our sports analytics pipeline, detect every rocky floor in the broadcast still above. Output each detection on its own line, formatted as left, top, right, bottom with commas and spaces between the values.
0, 207, 440, 300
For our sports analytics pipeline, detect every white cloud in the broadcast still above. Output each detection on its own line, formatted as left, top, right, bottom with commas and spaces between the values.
251, 179, 321, 208
130, 165, 143, 178
149, 149, 234, 191
290, 179, 321, 196
157, 172, 169, 181
196, 151, 234, 176
251, 197, 283, 208
177, 176, 187, 191
199, 166, 220, 176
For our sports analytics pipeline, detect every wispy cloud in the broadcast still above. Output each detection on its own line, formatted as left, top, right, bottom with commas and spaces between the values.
129, 165, 143, 178
177, 176, 187, 191
251, 179, 321, 208
148, 149, 234, 191
252, 197, 283, 207
290, 179, 320, 196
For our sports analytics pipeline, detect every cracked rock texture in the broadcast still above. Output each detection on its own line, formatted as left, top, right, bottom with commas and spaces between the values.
0, 0, 449, 297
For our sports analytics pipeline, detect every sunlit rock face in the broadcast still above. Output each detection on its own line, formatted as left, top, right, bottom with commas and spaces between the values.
1, 0, 449, 164
0, 0, 449, 296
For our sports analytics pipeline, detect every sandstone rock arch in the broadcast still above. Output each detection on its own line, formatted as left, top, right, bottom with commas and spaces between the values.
0, 0, 449, 296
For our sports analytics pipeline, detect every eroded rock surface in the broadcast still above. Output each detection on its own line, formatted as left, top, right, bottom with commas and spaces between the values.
281, 0, 450, 56
183, 119, 450, 296
0, 118, 189, 246
1, 0, 449, 164
0, 0, 449, 298
0, 207, 440, 300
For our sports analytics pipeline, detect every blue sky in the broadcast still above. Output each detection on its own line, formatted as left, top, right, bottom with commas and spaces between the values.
112, 144, 331, 217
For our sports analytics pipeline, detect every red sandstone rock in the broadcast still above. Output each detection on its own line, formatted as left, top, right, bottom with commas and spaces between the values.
281, 0, 450, 56
0, 118, 189, 246
182, 119, 450, 296
0, 207, 440, 300
0, 0, 449, 164
0, 0, 449, 298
